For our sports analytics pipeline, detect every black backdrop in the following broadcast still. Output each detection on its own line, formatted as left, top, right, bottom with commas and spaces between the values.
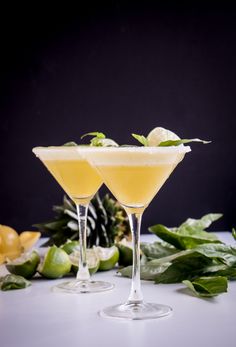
1, 2, 235, 233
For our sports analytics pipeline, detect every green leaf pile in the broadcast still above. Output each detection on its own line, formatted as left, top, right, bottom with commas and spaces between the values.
119, 213, 235, 297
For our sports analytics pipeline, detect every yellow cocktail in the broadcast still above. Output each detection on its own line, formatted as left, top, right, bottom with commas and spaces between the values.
83, 145, 190, 319
32, 146, 113, 294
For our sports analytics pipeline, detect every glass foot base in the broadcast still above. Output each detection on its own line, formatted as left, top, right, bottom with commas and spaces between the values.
99, 301, 172, 320
52, 280, 114, 294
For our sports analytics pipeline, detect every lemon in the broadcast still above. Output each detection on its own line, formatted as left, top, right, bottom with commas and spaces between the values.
0, 225, 22, 260
70, 248, 100, 275
147, 127, 180, 147
6, 251, 40, 279
95, 246, 119, 271
116, 238, 133, 266
38, 246, 71, 279
0, 253, 4, 265
19, 231, 41, 252
60, 240, 80, 254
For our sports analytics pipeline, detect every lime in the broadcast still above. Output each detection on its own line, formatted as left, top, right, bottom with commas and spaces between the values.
6, 251, 40, 279
19, 231, 41, 252
95, 246, 119, 271
147, 127, 180, 147
38, 246, 71, 279
116, 239, 133, 266
0, 225, 22, 260
60, 240, 80, 254
70, 248, 100, 275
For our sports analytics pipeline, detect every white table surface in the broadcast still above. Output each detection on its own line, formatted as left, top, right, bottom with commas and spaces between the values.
0, 232, 235, 347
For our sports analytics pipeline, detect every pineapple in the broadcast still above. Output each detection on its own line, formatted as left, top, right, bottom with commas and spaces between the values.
34, 193, 130, 248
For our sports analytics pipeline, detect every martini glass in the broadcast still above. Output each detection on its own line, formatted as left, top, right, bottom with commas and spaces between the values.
32, 146, 114, 293
83, 145, 191, 319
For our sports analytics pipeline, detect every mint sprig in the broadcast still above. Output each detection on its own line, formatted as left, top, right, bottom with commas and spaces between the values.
132, 134, 149, 146
81, 132, 106, 146
158, 138, 211, 147
132, 133, 210, 147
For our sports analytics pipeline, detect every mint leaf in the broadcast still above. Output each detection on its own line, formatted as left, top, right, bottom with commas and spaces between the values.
63, 142, 78, 146
81, 132, 106, 140
0, 274, 31, 291
132, 133, 149, 146
81, 132, 106, 146
80, 132, 118, 147
183, 276, 228, 297
158, 138, 211, 147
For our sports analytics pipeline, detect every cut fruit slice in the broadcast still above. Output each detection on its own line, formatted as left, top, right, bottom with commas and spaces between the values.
95, 246, 119, 271
0, 253, 5, 265
60, 240, 80, 254
19, 231, 41, 251
0, 225, 22, 260
70, 248, 100, 275
147, 127, 180, 147
6, 251, 40, 279
38, 246, 71, 279
116, 238, 133, 267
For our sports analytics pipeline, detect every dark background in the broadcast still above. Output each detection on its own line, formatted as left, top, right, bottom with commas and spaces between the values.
0, 1, 235, 233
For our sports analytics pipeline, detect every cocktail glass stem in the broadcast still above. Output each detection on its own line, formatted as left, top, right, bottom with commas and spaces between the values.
76, 203, 90, 281
127, 212, 143, 303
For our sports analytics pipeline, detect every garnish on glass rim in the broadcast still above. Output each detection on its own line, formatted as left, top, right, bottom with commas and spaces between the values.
132, 134, 149, 147
63, 141, 78, 146
132, 131, 211, 147
81, 132, 118, 147
159, 139, 211, 147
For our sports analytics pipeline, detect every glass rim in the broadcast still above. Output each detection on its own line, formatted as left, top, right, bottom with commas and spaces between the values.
32, 145, 191, 156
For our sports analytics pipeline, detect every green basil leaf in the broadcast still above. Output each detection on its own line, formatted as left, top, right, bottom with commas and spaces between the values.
179, 213, 223, 233
140, 241, 179, 259
149, 224, 222, 250
196, 243, 236, 267
154, 251, 212, 283
203, 263, 236, 279
132, 134, 149, 146
158, 138, 211, 147
119, 261, 169, 281
182, 276, 228, 297
0, 274, 31, 291
149, 214, 223, 250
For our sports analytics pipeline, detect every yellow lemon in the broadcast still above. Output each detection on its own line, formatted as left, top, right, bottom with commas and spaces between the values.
19, 231, 41, 251
0, 225, 22, 260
